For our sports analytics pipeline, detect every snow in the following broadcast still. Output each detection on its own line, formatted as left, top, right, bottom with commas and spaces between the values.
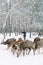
0, 32, 43, 65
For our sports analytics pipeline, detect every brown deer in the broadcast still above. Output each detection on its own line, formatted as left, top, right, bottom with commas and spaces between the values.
11, 39, 35, 57
33, 37, 43, 54
19, 40, 36, 55
11, 38, 24, 57
1, 38, 16, 49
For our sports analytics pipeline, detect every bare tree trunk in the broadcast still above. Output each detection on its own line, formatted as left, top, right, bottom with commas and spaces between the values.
4, 33, 5, 39
9, 33, 11, 36
30, 31, 31, 38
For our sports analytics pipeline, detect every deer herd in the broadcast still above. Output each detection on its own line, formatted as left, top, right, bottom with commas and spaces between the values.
1, 37, 43, 57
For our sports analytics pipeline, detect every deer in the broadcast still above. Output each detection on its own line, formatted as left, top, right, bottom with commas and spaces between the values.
1, 38, 16, 50
11, 39, 35, 57
33, 37, 43, 54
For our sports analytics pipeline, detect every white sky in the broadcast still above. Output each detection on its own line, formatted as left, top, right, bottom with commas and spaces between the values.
7, 0, 10, 3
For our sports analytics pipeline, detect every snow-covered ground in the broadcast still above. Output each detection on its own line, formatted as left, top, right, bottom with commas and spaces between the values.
0, 32, 43, 65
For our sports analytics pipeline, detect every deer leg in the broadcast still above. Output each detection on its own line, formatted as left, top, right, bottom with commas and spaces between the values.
26, 48, 31, 55
26, 48, 28, 55
17, 50, 20, 57
23, 49, 25, 56
11, 48, 15, 55
7, 45, 10, 50
33, 49, 36, 55
37, 48, 40, 54
17, 52, 19, 57
28, 48, 31, 55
